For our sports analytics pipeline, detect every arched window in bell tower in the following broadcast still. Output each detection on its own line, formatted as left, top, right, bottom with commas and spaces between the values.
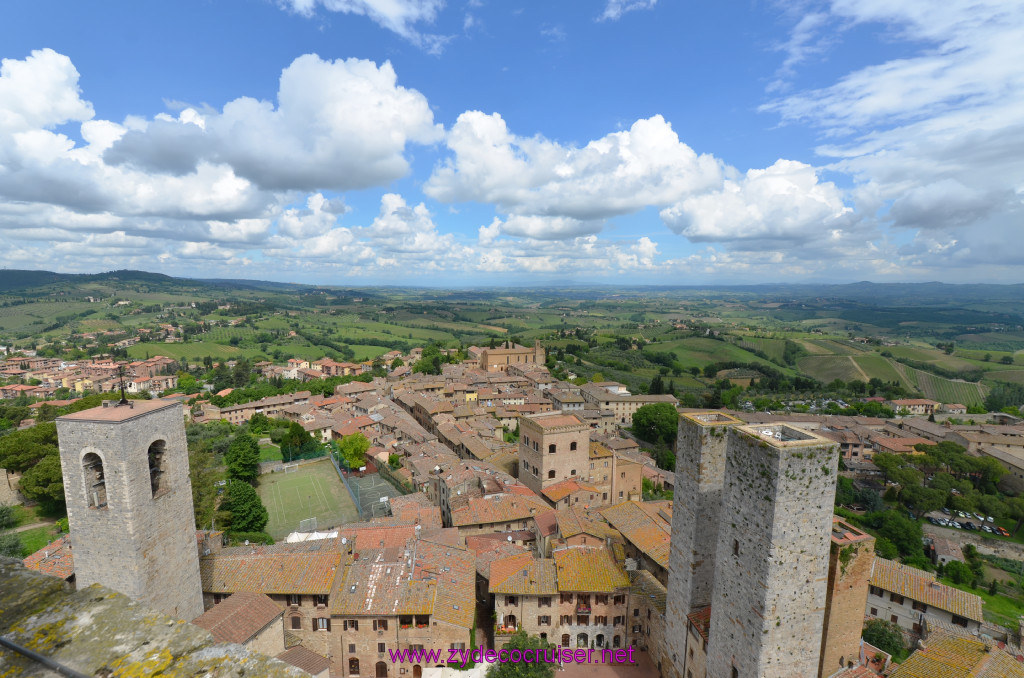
148, 439, 167, 498
83, 452, 107, 509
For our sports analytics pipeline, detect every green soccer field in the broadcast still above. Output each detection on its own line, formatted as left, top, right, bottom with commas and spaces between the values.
258, 460, 360, 539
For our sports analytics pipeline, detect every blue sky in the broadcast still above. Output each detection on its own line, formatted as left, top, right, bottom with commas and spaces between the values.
0, 0, 1021, 285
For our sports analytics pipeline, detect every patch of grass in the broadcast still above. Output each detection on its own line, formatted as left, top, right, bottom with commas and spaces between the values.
259, 444, 283, 462
18, 525, 60, 557
939, 576, 1024, 628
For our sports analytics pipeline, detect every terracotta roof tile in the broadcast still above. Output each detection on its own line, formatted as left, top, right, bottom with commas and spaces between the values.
553, 547, 628, 593
599, 501, 671, 570
192, 591, 283, 644
889, 629, 1024, 678
22, 534, 74, 580
489, 554, 559, 596
277, 646, 331, 675
870, 557, 983, 622
200, 552, 340, 594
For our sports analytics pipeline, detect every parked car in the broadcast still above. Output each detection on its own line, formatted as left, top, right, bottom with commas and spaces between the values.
982, 525, 993, 533
987, 516, 995, 523
965, 522, 977, 530
941, 507, 951, 514
928, 517, 939, 525
952, 522, 962, 529
974, 513, 986, 522
997, 527, 1011, 537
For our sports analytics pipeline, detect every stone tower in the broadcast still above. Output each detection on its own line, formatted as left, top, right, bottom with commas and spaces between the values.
706, 424, 838, 678
665, 411, 742, 678
518, 411, 590, 497
819, 518, 875, 677
56, 399, 204, 621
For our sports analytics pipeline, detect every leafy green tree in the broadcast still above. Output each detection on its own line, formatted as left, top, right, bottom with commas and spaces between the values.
388, 454, 402, 470
190, 449, 221, 529
391, 357, 404, 369
337, 432, 370, 469
0, 509, 21, 558
280, 421, 314, 461
220, 480, 268, 533
0, 422, 58, 472
413, 343, 448, 375
862, 619, 904, 657
177, 373, 200, 394
874, 537, 899, 560
19, 455, 65, 513
248, 412, 271, 434
835, 476, 855, 506
865, 511, 923, 558
225, 433, 261, 483
486, 631, 555, 678
0, 504, 15, 531
945, 560, 973, 585
631, 403, 679, 447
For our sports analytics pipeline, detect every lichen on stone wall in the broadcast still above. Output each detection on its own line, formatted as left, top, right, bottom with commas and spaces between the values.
0, 558, 303, 678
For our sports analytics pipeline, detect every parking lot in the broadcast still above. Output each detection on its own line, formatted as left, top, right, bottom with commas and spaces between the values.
922, 508, 1009, 536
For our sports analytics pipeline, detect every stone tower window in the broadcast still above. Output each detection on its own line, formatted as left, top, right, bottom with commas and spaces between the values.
548, 443, 556, 454
83, 452, 107, 509
570, 441, 577, 451
148, 439, 167, 498
548, 470, 556, 479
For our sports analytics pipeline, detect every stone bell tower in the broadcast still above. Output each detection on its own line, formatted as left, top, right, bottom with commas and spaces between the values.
56, 399, 204, 621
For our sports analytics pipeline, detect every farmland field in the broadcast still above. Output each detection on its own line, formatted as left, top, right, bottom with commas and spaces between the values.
737, 337, 787, 362
913, 371, 987, 406
986, 370, 1024, 385
796, 356, 865, 383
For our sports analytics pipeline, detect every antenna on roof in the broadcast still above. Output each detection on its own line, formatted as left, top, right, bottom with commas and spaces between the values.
117, 365, 128, 405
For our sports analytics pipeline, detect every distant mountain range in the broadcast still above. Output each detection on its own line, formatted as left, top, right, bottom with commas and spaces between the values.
1, 269, 1023, 306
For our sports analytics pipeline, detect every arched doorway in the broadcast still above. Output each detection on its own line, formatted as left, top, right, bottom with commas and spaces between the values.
506, 614, 517, 629
613, 635, 621, 648
349, 658, 360, 675
596, 634, 605, 648
576, 633, 588, 648
561, 634, 570, 647
540, 633, 547, 642
375, 661, 388, 677
413, 665, 422, 678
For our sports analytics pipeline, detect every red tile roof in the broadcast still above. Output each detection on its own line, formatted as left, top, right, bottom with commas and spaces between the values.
22, 534, 74, 580
192, 591, 283, 644
200, 552, 341, 594
277, 646, 331, 675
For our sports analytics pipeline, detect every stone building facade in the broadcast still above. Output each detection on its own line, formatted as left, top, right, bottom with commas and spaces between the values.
56, 399, 204, 621
665, 411, 741, 676
819, 519, 875, 677
866, 557, 983, 636
478, 340, 546, 372
706, 424, 839, 678
518, 412, 590, 497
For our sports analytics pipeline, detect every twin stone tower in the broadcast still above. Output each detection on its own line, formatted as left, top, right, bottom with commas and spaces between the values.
53, 399, 841, 676
666, 412, 841, 678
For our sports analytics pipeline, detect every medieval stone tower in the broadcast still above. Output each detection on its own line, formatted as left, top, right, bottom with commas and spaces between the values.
819, 518, 875, 677
518, 411, 590, 497
56, 399, 204, 621
665, 410, 742, 675
706, 424, 839, 678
